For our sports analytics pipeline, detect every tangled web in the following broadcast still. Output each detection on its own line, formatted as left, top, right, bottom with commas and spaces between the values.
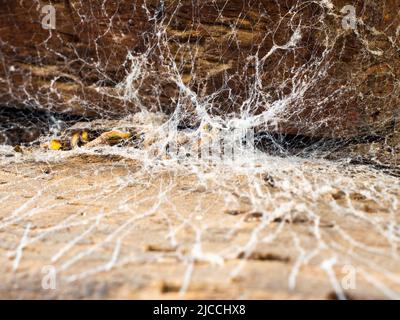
0, 0, 399, 299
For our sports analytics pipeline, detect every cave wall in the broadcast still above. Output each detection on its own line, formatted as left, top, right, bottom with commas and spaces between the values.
0, 0, 399, 138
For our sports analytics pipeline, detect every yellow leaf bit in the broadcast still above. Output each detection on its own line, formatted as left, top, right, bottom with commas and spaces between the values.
70, 132, 81, 148
102, 130, 132, 145
49, 139, 62, 150
81, 131, 89, 142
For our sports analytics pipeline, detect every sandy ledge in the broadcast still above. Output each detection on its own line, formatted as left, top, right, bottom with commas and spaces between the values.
0, 149, 399, 299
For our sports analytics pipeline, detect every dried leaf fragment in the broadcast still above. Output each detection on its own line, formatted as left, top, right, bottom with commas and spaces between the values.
70, 132, 81, 149
84, 130, 132, 148
81, 131, 89, 142
49, 139, 63, 151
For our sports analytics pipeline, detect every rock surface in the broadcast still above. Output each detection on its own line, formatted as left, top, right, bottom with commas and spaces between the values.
1, 0, 399, 140
0, 153, 399, 299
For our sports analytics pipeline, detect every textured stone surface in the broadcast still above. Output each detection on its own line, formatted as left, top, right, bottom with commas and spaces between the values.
0, 0, 399, 139
0, 155, 399, 299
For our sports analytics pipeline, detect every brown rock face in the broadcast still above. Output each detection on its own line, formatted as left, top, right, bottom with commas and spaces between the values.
0, 0, 399, 138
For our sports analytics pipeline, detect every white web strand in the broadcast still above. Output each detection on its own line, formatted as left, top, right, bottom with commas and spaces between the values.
0, 0, 399, 299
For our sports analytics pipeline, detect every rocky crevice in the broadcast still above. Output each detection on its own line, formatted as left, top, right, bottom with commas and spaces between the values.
0, 0, 399, 152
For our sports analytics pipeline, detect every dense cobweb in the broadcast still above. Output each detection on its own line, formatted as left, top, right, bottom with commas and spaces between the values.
0, 0, 399, 299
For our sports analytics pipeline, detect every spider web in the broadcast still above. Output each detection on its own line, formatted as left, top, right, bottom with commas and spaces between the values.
0, 0, 399, 299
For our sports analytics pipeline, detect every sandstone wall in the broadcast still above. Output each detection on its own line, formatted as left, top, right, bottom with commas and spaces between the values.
0, 0, 399, 138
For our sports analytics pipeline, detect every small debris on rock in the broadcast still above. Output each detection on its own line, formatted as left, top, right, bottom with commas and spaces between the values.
237, 251, 290, 263
145, 244, 178, 252
224, 209, 246, 216
84, 130, 132, 148
13, 145, 24, 154
332, 190, 346, 200
70, 132, 81, 149
244, 212, 263, 222
262, 173, 276, 188
49, 139, 63, 151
